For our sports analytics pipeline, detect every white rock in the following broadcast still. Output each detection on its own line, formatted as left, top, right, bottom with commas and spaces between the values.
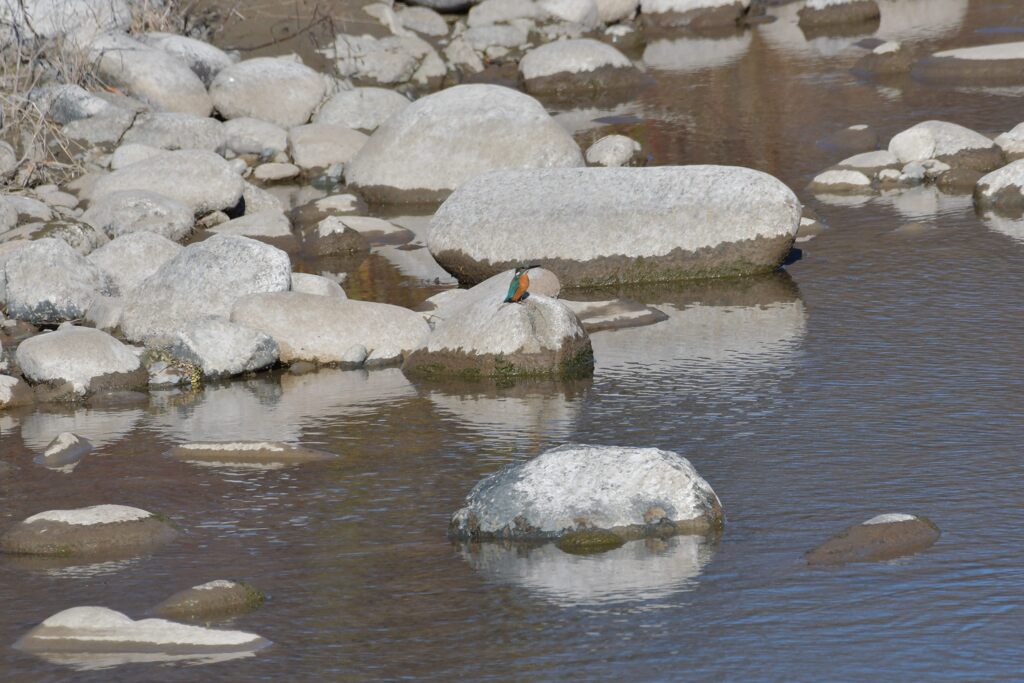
287, 123, 368, 170
595, 0, 639, 22
169, 319, 279, 378
462, 24, 529, 50
3, 239, 111, 324
809, 168, 872, 192
314, 88, 410, 132
975, 159, 1024, 213
444, 38, 485, 73
16, 325, 142, 393
346, 84, 584, 202
540, 0, 600, 28
253, 162, 300, 181
519, 38, 633, 80
224, 118, 289, 156
585, 134, 641, 167
1, 0, 131, 46
932, 41, 1024, 61
211, 210, 292, 238
121, 113, 226, 153
242, 183, 285, 214
468, 0, 539, 26
837, 149, 900, 170
141, 32, 235, 86
24, 504, 151, 526
109, 143, 164, 170
210, 58, 329, 128
84, 295, 124, 332
87, 232, 183, 295
325, 34, 445, 87
290, 273, 347, 298
994, 122, 1024, 161
863, 513, 918, 525
82, 190, 194, 242
888, 120, 998, 165
398, 6, 449, 35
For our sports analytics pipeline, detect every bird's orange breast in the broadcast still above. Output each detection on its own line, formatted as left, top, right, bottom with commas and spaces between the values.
513, 272, 530, 302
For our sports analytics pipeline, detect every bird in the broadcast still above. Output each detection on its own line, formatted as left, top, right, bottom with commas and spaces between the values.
503, 265, 540, 304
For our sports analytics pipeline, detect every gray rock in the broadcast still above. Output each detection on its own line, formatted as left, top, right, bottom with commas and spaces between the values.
253, 163, 300, 182
888, 120, 1002, 172
539, 0, 600, 28
153, 580, 265, 620
346, 84, 584, 203
28, 84, 117, 125
429, 165, 801, 287
169, 319, 279, 378
88, 33, 212, 116
3, 239, 111, 324
0, 505, 177, 556
326, 34, 446, 87
449, 444, 724, 541
808, 168, 873, 194
639, 0, 747, 28
290, 273, 347, 298
0, 199, 15, 234
314, 88, 410, 133
210, 210, 292, 238
82, 190, 194, 242
287, 123, 368, 171
462, 24, 529, 51
224, 117, 288, 156
30, 218, 109, 256
34, 432, 91, 472
83, 295, 124, 332
3, 195, 52, 222
595, 0, 639, 22
468, 0, 539, 26
995, 122, 1024, 162
61, 108, 136, 149
397, 6, 449, 36
141, 32, 235, 86
585, 134, 642, 167
0, 374, 34, 409
167, 441, 336, 464
210, 58, 329, 128
231, 292, 429, 365
0, 142, 15, 177
16, 325, 144, 394
0, 0, 131, 45
444, 38, 485, 74
87, 232, 183, 295
975, 159, 1024, 216
109, 143, 164, 170
316, 215, 413, 246
242, 183, 285, 214
120, 234, 292, 344
806, 513, 940, 565
90, 151, 245, 215
798, 0, 880, 29
121, 112, 226, 153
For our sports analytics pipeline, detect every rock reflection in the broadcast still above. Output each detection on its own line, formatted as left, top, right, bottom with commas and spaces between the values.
643, 33, 752, 72
876, 186, 973, 220
28, 650, 256, 672
459, 535, 715, 607
19, 408, 143, 451
981, 213, 1024, 244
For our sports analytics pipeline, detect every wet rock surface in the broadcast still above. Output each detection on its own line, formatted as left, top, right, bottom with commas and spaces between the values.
168, 319, 279, 379
0, 505, 178, 556
806, 514, 941, 565
974, 159, 1024, 216
153, 580, 265, 619
519, 39, 638, 95
167, 441, 336, 464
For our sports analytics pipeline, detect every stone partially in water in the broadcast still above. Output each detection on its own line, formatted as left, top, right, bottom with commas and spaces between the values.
168, 319, 279, 379
34, 432, 92, 472
153, 580, 265, 620
853, 40, 913, 76
290, 273, 347, 298
994, 122, 1024, 162
0, 505, 178, 556
287, 123, 368, 172
585, 134, 643, 167
974, 159, 1024, 217
806, 513, 940, 565
449, 444, 723, 541
0, 374, 34, 410
887, 121, 1002, 172
808, 168, 873, 194
519, 39, 638, 96
798, 0, 879, 29
913, 41, 1024, 86
167, 441, 336, 464
427, 165, 801, 287
640, 0, 750, 30
16, 325, 146, 395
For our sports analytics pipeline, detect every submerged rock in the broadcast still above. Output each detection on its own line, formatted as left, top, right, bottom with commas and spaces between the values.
16, 325, 145, 394
449, 444, 723, 541
0, 505, 177, 556
562, 298, 668, 332
314, 87, 410, 132
640, 0, 750, 29
853, 40, 913, 76
34, 432, 92, 472
798, 0, 879, 29
806, 513, 940, 565
974, 159, 1024, 216
3, 239, 112, 325
519, 39, 638, 96
169, 319, 279, 379
888, 121, 1002, 172
153, 580, 265, 619
210, 57, 329, 128
914, 41, 1024, 86
87, 232, 183, 296
428, 166, 801, 287
345, 84, 584, 203
167, 441, 335, 464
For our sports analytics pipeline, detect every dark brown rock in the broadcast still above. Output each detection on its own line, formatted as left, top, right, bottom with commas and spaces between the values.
806, 514, 940, 565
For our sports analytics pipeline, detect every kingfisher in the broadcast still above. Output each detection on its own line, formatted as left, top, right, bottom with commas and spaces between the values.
503, 265, 540, 304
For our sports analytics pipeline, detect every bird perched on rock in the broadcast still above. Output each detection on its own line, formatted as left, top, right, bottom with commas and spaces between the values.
504, 265, 540, 304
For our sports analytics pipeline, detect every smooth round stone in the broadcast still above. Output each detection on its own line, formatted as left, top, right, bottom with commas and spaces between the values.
0, 505, 178, 556
16, 325, 146, 394
519, 39, 638, 96
888, 121, 1002, 172
153, 580, 265, 619
808, 168, 873, 194
806, 514, 940, 565
210, 58, 329, 129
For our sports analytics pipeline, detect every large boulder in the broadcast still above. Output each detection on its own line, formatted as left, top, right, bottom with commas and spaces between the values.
806, 513, 940, 565
345, 84, 584, 203
519, 39, 638, 96
88, 33, 212, 116
169, 319, 279, 378
798, 0, 880, 29
89, 151, 245, 215
974, 159, 1024, 216
449, 445, 724, 542
314, 87, 410, 132
3, 239, 112, 324
231, 292, 429, 366
154, 580, 265, 620
120, 234, 291, 344
428, 166, 801, 287
994, 122, 1024, 161
210, 58, 329, 128
16, 325, 145, 393
141, 32, 235, 86
87, 232, 183, 295
0, 505, 177, 556
81, 190, 194, 242
887, 121, 1002, 172
640, 0, 750, 29
913, 41, 1024, 86
121, 112, 226, 153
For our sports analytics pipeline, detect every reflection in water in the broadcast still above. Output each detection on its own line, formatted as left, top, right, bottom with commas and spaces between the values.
374, 244, 457, 285
982, 213, 1024, 244
552, 103, 646, 135
459, 536, 715, 607
876, 186, 973, 220
643, 33, 752, 72
29, 650, 256, 672
19, 408, 144, 451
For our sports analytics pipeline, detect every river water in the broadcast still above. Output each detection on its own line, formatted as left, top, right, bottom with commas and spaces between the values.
2, 0, 1023, 680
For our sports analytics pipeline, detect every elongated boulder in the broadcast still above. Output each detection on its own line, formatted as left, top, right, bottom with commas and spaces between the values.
121, 112, 226, 153
3, 239, 112, 324
914, 41, 1024, 86
210, 58, 329, 128
82, 190, 194, 242
806, 513, 940, 565
798, 0, 879, 28
120, 234, 292, 344
87, 232, 183, 296
154, 580, 265, 619
0, 505, 177, 555
167, 441, 335, 464
974, 159, 1024, 216
16, 325, 146, 394
168, 319, 279, 378
450, 445, 724, 542
345, 84, 584, 203
232, 292, 430, 365
428, 166, 801, 287
887, 120, 1002, 172
640, 0, 750, 29
520, 39, 638, 96
314, 87, 410, 132
14, 606, 269, 656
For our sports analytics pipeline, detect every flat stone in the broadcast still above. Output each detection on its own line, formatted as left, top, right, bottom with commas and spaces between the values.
520, 39, 637, 95
914, 41, 1024, 86
210, 210, 292, 238
169, 319, 279, 378
87, 232, 183, 295
16, 325, 145, 394
0, 505, 177, 556
167, 441, 335, 464
82, 190, 194, 242
211, 58, 329, 128
806, 513, 940, 565
253, 163, 300, 182
153, 580, 265, 620
313, 88, 410, 132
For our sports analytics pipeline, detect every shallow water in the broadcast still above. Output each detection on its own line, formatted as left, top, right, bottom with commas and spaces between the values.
3, 0, 1024, 680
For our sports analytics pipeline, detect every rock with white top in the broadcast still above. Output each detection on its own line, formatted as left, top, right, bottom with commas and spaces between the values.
798, 0, 879, 29
121, 112, 226, 153
88, 33, 212, 116
397, 6, 449, 36
325, 34, 446, 88
468, 0, 538, 26
995, 122, 1024, 161
232, 292, 430, 366
210, 58, 329, 128
887, 121, 1002, 172
168, 319, 279, 378
290, 193, 367, 224
210, 210, 292, 239
120, 234, 292, 345
0, 374, 33, 409
346, 85, 584, 203
0, 505, 177, 555
821, 124, 879, 157
853, 40, 913, 75
16, 325, 146, 394
640, 0, 750, 29
87, 232, 182, 296
595, 0, 639, 22
449, 444, 724, 541
253, 162, 300, 182
14, 606, 270, 656
167, 440, 336, 464
82, 190, 194, 242
287, 123, 368, 171
539, 0, 600, 28
974, 159, 1024, 216
836, 149, 900, 174
315, 215, 413, 247
309, 217, 371, 257
314, 88, 410, 133
141, 32, 235, 86
519, 39, 637, 95
806, 513, 940, 565
290, 273, 347, 298
586, 134, 642, 167
428, 165, 801, 287
914, 41, 1024, 85
3, 239, 113, 324
462, 24, 529, 51
808, 168, 872, 194
420, 268, 561, 324
224, 118, 288, 156
154, 580, 265, 619
89, 151, 245, 215
34, 432, 91, 472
